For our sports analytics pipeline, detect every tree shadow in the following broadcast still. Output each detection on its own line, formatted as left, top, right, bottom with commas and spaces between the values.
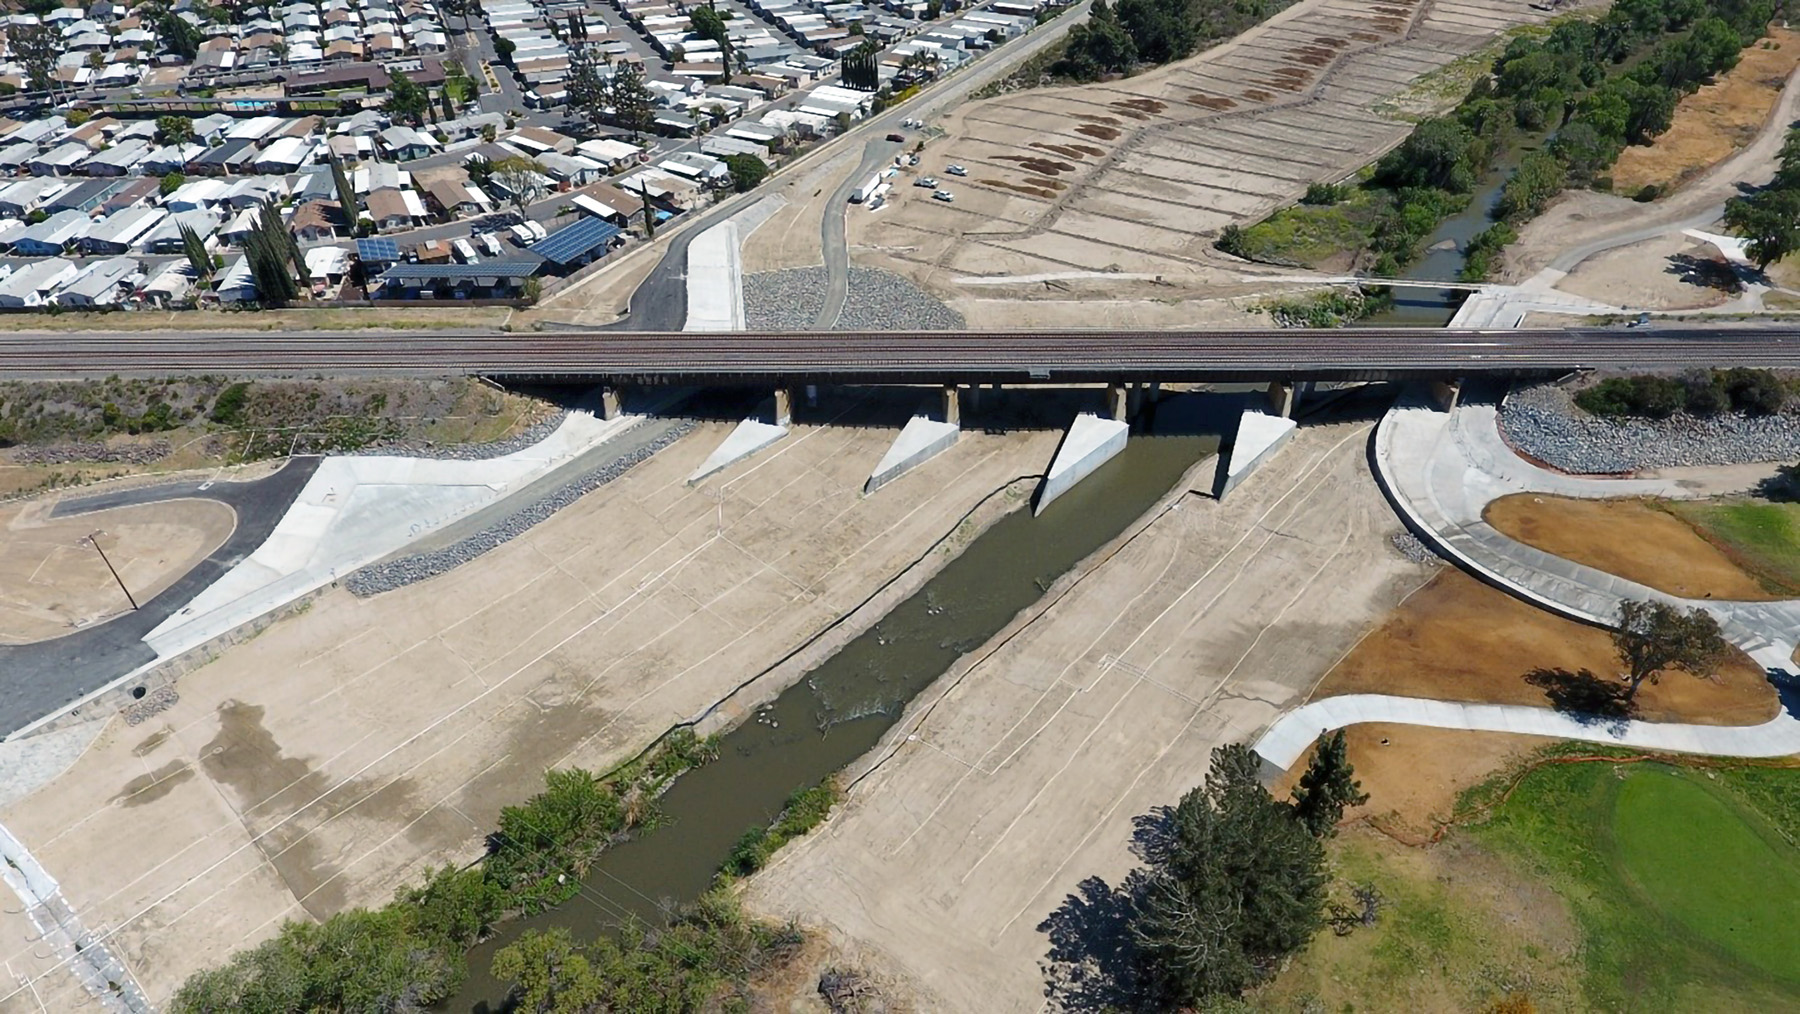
1036, 873, 1148, 1012
1753, 464, 1800, 502
1523, 667, 1637, 732
1664, 252, 1744, 293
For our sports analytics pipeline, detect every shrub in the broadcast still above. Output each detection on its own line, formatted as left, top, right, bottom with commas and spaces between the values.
1301, 182, 1350, 205
1721, 367, 1787, 415
1634, 183, 1662, 202
1575, 376, 1686, 418
1214, 224, 1248, 258
210, 382, 250, 425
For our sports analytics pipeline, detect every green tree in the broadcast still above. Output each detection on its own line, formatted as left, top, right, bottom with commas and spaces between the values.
7, 22, 61, 96
606, 60, 655, 139
1289, 729, 1367, 837
1053, 0, 1137, 81
383, 69, 430, 124
179, 223, 214, 282
490, 156, 548, 219
160, 171, 186, 197
1374, 116, 1481, 193
155, 7, 204, 60
490, 928, 605, 1014
689, 4, 734, 83
1725, 186, 1800, 268
1495, 149, 1566, 222
156, 114, 194, 144
1116, 0, 1197, 65
1131, 744, 1327, 1005
637, 180, 656, 238
1612, 600, 1730, 701
565, 45, 609, 129
494, 36, 516, 61
724, 153, 768, 192
329, 157, 359, 229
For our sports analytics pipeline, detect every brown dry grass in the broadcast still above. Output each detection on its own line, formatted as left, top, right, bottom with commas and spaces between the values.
1484, 493, 1781, 601
1612, 29, 1799, 193
1313, 570, 1780, 726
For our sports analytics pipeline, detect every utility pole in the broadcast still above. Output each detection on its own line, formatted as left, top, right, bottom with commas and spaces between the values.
81, 531, 138, 611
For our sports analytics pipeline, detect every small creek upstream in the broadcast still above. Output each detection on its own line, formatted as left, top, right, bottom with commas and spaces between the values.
448, 394, 1234, 1012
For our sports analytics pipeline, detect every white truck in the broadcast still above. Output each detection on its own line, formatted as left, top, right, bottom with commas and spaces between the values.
849, 173, 882, 204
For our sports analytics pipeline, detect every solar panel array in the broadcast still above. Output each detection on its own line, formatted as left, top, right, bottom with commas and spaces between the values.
356, 237, 400, 262
527, 217, 622, 265
377, 260, 543, 283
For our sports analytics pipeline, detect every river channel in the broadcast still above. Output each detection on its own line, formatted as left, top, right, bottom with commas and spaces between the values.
449, 393, 1234, 1012
1358, 155, 1523, 327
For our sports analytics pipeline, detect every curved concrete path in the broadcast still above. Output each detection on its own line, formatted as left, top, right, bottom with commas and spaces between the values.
1255, 388, 1800, 768
1254, 691, 1800, 770
1373, 389, 1800, 670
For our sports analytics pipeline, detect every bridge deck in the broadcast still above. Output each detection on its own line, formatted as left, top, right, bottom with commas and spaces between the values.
0, 328, 1792, 382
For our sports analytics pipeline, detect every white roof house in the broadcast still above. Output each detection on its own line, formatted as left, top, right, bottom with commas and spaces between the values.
54, 256, 139, 306
140, 261, 197, 305
212, 256, 257, 302
163, 178, 233, 211
9, 209, 92, 255
305, 244, 349, 280
80, 206, 166, 254
0, 258, 77, 307
255, 135, 315, 173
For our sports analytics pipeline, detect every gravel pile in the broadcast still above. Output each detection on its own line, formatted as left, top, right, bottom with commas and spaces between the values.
744, 267, 828, 329
123, 685, 178, 726
1389, 530, 1439, 564
742, 266, 964, 330
1500, 382, 1800, 473
11, 440, 172, 465
344, 421, 694, 597
347, 410, 572, 461
839, 267, 965, 330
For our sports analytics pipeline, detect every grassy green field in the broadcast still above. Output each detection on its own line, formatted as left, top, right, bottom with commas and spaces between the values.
1233, 186, 1386, 269
1475, 759, 1800, 1012
1255, 754, 1800, 1013
1665, 500, 1800, 595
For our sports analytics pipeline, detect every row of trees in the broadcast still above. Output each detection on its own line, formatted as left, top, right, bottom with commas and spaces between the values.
566, 47, 657, 138
841, 40, 883, 91
172, 732, 724, 1012
1350, 0, 1773, 278
1054, 0, 1287, 82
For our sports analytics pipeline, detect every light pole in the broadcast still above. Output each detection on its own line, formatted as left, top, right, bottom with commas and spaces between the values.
80, 531, 138, 612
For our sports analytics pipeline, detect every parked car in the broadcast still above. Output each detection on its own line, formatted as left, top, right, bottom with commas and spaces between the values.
932, 190, 954, 202
886, 132, 905, 142
914, 176, 938, 188
945, 164, 967, 176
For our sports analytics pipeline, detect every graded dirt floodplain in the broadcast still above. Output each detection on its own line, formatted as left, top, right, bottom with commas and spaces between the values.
743, 415, 1433, 1011
0, 393, 1069, 1009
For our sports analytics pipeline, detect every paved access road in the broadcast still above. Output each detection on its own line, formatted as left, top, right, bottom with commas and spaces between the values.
5, 327, 1800, 381
0, 458, 321, 739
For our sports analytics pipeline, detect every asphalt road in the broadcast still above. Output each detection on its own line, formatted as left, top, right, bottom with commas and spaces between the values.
0, 457, 321, 739
5, 328, 1800, 382
815, 136, 905, 328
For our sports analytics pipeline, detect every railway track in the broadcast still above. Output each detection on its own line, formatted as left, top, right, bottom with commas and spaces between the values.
0, 327, 1794, 380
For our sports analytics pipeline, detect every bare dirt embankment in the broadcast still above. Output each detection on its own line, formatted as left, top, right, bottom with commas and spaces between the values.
0, 498, 236, 644
1484, 493, 1783, 601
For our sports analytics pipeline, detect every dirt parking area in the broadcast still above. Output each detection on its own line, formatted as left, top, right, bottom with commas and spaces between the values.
1551, 231, 1738, 310
1612, 29, 1800, 195
857, 0, 1554, 303
1485, 493, 1782, 601
1316, 569, 1780, 726
0, 395, 1066, 1010
0, 498, 235, 644
744, 418, 1430, 1011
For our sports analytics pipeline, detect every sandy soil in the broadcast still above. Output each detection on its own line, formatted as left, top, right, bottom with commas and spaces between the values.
1613, 29, 1800, 194
1551, 232, 1736, 311
527, 236, 664, 324
743, 416, 1432, 1012
0, 498, 236, 644
741, 151, 856, 273
948, 293, 1279, 329
855, 0, 1556, 312
1269, 721, 1553, 841
1485, 493, 1783, 601
0, 393, 1067, 1010
1315, 569, 1780, 726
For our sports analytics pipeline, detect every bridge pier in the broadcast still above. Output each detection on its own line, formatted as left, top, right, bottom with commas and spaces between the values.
688, 391, 791, 485
600, 386, 622, 421
1266, 380, 1295, 419
1036, 412, 1129, 515
866, 386, 961, 494
1220, 407, 1297, 499
1429, 378, 1464, 412
1107, 384, 1129, 421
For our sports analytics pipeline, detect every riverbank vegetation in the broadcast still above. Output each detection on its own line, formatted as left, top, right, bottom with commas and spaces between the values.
1573, 367, 1790, 418
1230, 0, 1778, 277
1726, 124, 1800, 266
169, 730, 722, 1012
1252, 286, 1393, 327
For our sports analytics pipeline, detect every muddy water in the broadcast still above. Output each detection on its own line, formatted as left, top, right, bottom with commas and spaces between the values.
449, 394, 1232, 1012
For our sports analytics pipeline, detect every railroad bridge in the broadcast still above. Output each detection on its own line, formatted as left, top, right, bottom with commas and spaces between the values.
7, 325, 1795, 510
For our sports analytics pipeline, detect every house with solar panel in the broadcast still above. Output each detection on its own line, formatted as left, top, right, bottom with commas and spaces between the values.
372, 259, 542, 301
525, 217, 625, 276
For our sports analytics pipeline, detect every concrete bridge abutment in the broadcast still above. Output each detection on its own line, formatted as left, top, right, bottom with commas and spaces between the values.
1036, 411, 1129, 515
688, 390, 791, 484
865, 385, 962, 494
